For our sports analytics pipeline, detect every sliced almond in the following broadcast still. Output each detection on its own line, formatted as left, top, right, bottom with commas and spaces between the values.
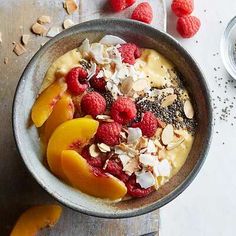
64, 0, 78, 15
184, 100, 194, 119
63, 19, 75, 29
97, 143, 111, 153
89, 144, 100, 157
31, 22, 47, 35
158, 149, 166, 160
167, 137, 185, 150
161, 94, 177, 107
21, 34, 30, 45
161, 124, 174, 145
154, 127, 163, 139
37, 15, 51, 24
96, 115, 112, 120
136, 136, 148, 150
120, 131, 127, 139
133, 79, 149, 92
120, 77, 133, 94
13, 43, 26, 56
47, 27, 61, 38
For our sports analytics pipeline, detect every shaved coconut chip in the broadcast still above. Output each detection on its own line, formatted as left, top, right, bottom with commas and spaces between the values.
47, 27, 61, 38
87, 62, 96, 80
136, 136, 148, 150
106, 82, 122, 99
123, 157, 140, 175
96, 70, 104, 78
135, 171, 155, 189
110, 71, 120, 85
139, 154, 159, 167
118, 154, 130, 167
89, 144, 100, 158
99, 35, 126, 45
114, 146, 126, 155
103, 68, 112, 79
127, 127, 142, 144
97, 143, 111, 153
146, 140, 157, 153
90, 43, 110, 64
63, 19, 75, 29
158, 159, 171, 177
153, 165, 160, 177
117, 66, 130, 79
79, 39, 91, 56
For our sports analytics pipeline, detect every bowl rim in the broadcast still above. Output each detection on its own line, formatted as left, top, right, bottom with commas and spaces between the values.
12, 18, 213, 219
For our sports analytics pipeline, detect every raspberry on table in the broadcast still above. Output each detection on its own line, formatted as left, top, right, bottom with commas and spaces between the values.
131, 2, 153, 24
66, 67, 88, 95
104, 159, 129, 183
171, 0, 194, 17
89, 69, 106, 92
133, 111, 158, 138
109, 0, 136, 12
81, 91, 106, 118
110, 97, 137, 124
118, 43, 141, 65
126, 175, 153, 198
96, 122, 122, 146
177, 15, 201, 38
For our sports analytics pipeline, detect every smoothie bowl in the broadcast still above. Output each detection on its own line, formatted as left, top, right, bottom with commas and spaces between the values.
13, 19, 212, 218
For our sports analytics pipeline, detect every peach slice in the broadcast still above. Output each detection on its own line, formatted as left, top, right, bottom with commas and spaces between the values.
61, 150, 127, 200
47, 117, 99, 179
10, 204, 62, 236
41, 93, 74, 144
31, 79, 67, 127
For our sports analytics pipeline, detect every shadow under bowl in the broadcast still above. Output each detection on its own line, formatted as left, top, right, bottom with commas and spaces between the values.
13, 18, 212, 218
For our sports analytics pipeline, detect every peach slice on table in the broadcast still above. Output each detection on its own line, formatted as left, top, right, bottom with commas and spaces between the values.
61, 150, 127, 200
47, 117, 99, 179
41, 93, 74, 144
31, 79, 67, 128
10, 204, 62, 236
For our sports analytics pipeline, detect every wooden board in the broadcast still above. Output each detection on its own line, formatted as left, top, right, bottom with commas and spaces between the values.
0, 0, 166, 235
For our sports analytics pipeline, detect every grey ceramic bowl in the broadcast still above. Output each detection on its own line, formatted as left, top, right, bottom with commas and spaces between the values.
13, 18, 212, 218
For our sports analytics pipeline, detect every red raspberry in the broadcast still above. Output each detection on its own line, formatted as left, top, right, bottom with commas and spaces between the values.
171, 0, 193, 17
81, 146, 104, 168
131, 2, 153, 24
66, 67, 88, 95
96, 122, 122, 146
111, 97, 137, 124
89, 69, 106, 92
81, 92, 106, 118
126, 175, 153, 198
118, 43, 141, 65
177, 16, 201, 38
133, 111, 157, 138
110, 0, 136, 12
105, 159, 129, 182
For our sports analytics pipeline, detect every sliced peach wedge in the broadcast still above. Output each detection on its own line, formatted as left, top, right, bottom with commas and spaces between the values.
41, 93, 74, 144
61, 150, 127, 200
31, 79, 67, 127
10, 205, 62, 236
47, 117, 99, 179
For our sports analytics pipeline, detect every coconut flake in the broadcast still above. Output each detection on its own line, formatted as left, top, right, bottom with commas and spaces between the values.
47, 27, 61, 38
135, 171, 155, 189
79, 38, 91, 56
90, 43, 110, 64
123, 157, 140, 175
118, 154, 131, 167
115, 146, 126, 155
89, 144, 100, 158
96, 70, 104, 78
87, 62, 96, 80
139, 154, 159, 167
127, 127, 142, 144
146, 140, 157, 153
99, 35, 126, 45
158, 159, 171, 177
